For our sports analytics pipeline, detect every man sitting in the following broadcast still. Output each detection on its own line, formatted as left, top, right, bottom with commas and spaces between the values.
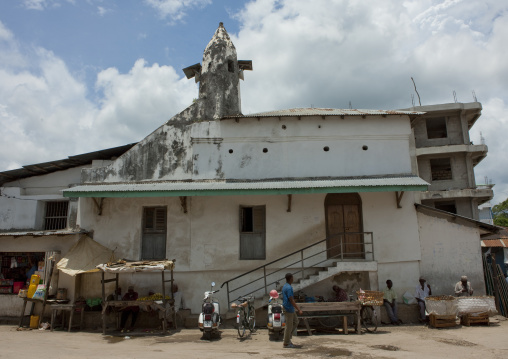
415, 277, 431, 323
332, 285, 348, 302
383, 279, 401, 325
120, 286, 139, 332
454, 275, 473, 297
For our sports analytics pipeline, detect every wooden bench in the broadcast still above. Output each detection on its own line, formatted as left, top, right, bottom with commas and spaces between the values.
298, 301, 362, 336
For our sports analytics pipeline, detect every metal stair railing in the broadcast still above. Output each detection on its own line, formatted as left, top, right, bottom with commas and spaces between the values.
220, 232, 374, 305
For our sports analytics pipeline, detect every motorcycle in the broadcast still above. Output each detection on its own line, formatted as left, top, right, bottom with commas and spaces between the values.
198, 281, 221, 339
267, 288, 285, 339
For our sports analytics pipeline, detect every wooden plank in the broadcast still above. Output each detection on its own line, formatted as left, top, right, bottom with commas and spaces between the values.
299, 301, 361, 312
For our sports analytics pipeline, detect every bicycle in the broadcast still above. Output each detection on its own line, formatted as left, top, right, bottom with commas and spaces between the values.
356, 290, 381, 333
232, 296, 256, 337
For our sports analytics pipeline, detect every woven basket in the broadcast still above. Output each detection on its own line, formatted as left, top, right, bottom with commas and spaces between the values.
357, 290, 384, 306
425, 296, 458, 316
457, 296, 496, 316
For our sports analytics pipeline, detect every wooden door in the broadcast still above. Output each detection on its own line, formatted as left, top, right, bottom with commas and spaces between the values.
325, 194, 363, 259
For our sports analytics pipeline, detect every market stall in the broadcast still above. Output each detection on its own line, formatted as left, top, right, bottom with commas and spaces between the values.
98, 259, 176, 334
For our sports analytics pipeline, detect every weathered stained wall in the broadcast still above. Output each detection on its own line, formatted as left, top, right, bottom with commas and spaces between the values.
0, 167, 83, 231
76, 191, 424, 312
417, 211, 485, 295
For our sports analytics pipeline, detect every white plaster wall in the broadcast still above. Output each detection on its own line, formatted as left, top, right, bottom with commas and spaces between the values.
0, 167, 85, 230
363, 191, 422, 263
377, 261, 421, 303
193, 115, 414, 180
75, 191, 425, 313
417, 212, 485, 295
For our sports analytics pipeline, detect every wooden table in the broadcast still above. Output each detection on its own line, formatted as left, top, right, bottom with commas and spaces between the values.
101, 300, 168, 334
298, 301, 362, 335
50, 303, 85, 332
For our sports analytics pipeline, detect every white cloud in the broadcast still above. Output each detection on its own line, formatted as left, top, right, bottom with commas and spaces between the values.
2, 0, 508, 205
144, 0, 212, 21
231, 0, 508, 202
97, 6, 110, 16
0, 21, 13, 42
0, 24, 196, 171
23, 0, 47, 10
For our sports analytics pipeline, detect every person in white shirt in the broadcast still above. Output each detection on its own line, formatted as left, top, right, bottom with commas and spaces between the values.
172, 284, 186, 312
415, 277, 431, 322
454, 275, 473, 297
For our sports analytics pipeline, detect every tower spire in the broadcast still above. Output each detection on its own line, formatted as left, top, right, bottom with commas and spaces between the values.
182, 23, 252, 120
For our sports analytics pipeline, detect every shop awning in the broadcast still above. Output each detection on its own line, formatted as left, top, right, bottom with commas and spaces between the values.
63, 175, 429, 198
97, 260, 175, 272
57, 235, 115, 276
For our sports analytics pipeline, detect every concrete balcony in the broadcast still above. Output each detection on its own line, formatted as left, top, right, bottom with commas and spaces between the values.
415, 144, 488, 166
419, 187, 494, 203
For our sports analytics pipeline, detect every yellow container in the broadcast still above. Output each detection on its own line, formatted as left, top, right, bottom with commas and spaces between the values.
30, 275, 40, 286
30, 315, 39, 329
27, 284, 38, 299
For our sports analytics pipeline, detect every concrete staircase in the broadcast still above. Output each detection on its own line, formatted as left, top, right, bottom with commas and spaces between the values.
224, 259, 377, 319
293, 260, 377, 292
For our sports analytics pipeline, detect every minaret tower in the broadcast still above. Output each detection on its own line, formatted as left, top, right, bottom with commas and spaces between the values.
183, 22, 252, 120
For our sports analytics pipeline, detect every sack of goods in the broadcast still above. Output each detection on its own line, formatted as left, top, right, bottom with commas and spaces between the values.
425, 296, 458, 316
457, 296, 497, 316
31, 285, 46, 300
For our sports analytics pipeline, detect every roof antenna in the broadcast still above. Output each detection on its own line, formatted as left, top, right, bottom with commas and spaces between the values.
472, 90, 477, 102
349, 101, 352, 109
411, 77, 421, 106
411, 94, 415, 107
453, 90, 457, 103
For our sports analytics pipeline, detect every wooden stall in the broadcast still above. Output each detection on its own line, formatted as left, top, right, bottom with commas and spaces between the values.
298, 301, 362, 335
98, 260, 176, 334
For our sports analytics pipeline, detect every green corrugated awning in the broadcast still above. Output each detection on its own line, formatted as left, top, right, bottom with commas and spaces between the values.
63, 176, 429, 198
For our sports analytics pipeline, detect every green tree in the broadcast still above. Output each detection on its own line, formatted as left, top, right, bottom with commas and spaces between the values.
492, 198, 508, 227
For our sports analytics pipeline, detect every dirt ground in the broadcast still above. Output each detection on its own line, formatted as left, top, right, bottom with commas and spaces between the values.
1, 317, 507, 359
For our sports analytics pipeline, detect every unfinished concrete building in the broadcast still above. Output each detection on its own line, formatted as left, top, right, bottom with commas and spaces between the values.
405, 103, 493, 219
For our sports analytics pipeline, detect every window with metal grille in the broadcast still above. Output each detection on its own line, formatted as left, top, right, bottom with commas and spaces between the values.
239, 205, 266, 260
44, 201, 68, 230
141, 207, 167, 260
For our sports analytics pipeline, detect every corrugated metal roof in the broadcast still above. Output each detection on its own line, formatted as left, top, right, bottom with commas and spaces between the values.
481, 239, 508, 247
0, 143, 137, 186
63, 175, 428, 198
222, 108, 425, 119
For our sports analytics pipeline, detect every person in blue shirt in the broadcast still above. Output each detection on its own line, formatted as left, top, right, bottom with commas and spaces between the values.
282, 273, 302, 348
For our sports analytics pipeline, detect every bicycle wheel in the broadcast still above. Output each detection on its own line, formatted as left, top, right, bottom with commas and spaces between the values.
361, 306, 378, 333
237, 308, 246, 338
248, 305, 256, 332
317, 311, 341, 328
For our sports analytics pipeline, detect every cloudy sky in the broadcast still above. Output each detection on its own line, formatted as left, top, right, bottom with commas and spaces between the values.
0, 0, 507, 203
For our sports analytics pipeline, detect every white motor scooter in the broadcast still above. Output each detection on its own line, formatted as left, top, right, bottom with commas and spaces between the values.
198, 282, 221, 339
267, 288, 285, 339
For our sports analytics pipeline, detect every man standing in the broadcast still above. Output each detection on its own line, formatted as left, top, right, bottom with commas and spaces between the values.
415, 277, 431, 323
282, 273, 303, 349
454, 275, 473, 297
383, 279, 401, 325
